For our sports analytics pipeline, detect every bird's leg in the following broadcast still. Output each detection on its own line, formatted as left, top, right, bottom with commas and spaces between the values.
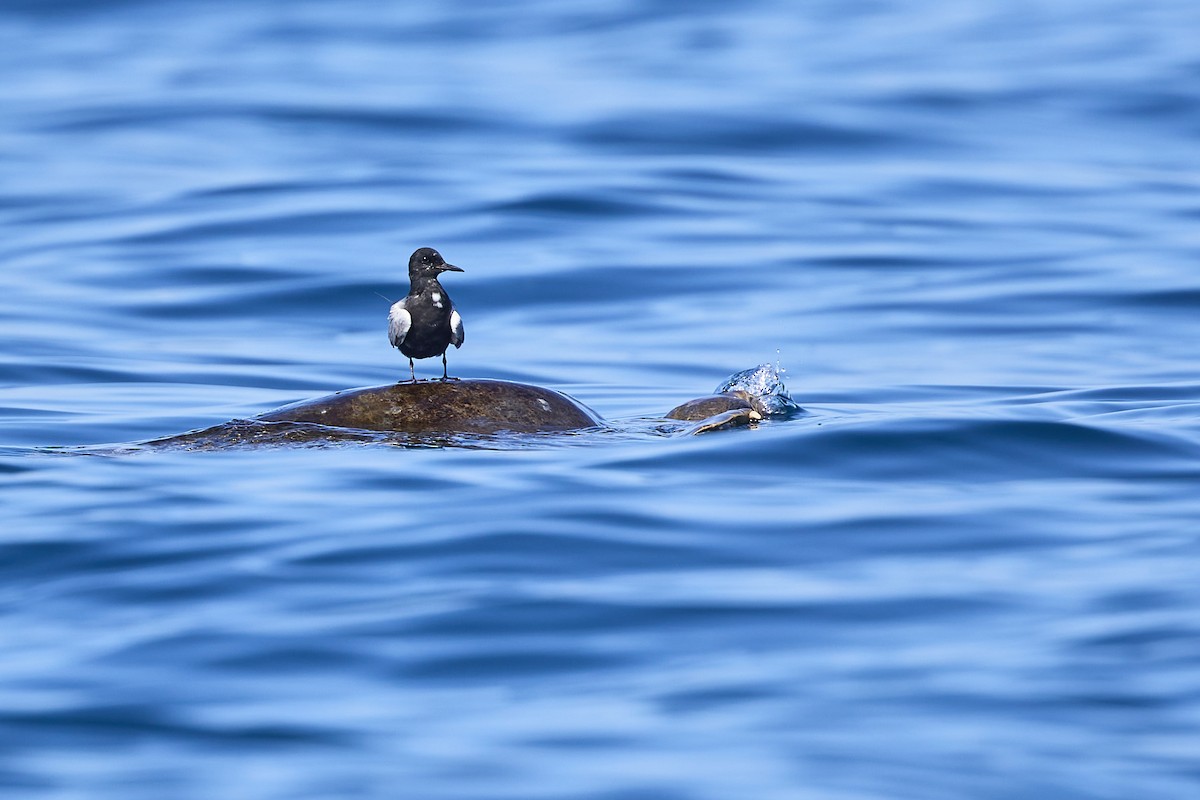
441, 352, 448, 380
408, 358, 416, 383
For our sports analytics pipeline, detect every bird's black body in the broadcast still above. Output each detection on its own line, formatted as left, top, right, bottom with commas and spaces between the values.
388, 247, 465, 381
397, 279, 456, 360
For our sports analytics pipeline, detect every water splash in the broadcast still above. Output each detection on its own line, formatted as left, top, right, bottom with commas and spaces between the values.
715, 363, 802, 417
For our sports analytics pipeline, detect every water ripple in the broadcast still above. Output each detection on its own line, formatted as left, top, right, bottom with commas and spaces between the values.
3, 0, 1200, 798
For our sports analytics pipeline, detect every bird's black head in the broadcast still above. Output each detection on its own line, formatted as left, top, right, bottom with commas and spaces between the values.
408, 247, 464, 280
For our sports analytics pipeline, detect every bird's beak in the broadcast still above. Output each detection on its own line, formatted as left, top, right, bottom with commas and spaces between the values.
439, 264, 464, 273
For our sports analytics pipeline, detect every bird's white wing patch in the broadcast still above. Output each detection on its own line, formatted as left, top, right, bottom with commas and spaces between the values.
388, 301, 411, 348
449, 308, 464, 348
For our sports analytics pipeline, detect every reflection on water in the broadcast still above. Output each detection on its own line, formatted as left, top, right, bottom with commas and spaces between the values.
2, 0, 1200, 798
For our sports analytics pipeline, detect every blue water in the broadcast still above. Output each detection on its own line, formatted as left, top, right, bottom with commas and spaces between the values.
3, 1, 1200, 797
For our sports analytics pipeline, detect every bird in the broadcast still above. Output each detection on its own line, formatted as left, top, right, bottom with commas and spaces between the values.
388, 247, 465, 381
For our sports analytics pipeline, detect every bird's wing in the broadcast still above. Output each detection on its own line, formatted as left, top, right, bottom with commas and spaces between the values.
449, 307, 464, 348
388, 301, 412, 348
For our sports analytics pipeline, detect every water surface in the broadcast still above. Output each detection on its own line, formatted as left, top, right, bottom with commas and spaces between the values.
3, 1, 1200, 798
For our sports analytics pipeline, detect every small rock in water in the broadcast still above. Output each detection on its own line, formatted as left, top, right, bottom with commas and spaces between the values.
715, 364, 802, 417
